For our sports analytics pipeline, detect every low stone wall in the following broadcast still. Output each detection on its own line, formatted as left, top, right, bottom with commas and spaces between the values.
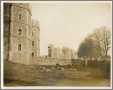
33, 57, 72, 66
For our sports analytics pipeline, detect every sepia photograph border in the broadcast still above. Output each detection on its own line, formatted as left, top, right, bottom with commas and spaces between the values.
1, 0, 112, 89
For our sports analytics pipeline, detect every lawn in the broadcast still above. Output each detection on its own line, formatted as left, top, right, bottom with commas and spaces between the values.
4, 64, 110, 86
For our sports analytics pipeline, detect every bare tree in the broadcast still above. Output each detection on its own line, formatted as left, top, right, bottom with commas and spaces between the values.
78, 26, 111, 60
93, 26, 111, 57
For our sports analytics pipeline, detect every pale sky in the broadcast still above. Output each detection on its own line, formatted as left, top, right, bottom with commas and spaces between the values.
30, 1, 112, 55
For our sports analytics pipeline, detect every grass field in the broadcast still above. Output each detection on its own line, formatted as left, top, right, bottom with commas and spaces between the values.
4, 61, 110, 86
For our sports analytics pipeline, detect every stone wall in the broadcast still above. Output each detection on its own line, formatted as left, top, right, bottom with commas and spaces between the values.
33, 57, 72, 66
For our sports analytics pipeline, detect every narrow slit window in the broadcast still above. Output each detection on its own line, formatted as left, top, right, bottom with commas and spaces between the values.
32, 52, 34, 57
32, 41, 34, 47
18, 44, 21, 51
18, 29, 22, 35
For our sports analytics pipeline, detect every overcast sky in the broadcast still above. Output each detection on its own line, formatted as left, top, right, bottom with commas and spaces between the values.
30, 1, 112, 55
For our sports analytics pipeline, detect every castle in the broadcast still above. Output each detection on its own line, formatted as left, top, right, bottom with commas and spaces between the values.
4, 3, 76, 65
4, 3, 40, 65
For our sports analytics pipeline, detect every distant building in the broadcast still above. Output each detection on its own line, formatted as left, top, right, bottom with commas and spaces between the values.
62, 47, 72, 59
71, 49, 78, 59
4, 3, 40, 65
48, 44, 54, 58
48, 45, 77, 60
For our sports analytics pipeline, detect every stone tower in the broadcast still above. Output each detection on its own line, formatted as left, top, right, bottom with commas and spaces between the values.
4, 3, 39, 65
32, 20, 40, 58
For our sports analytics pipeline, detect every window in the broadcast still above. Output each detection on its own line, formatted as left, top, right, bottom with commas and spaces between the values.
32, 52, 34, 57
19, 14, 21, 20
18, 44, 21, 51
32, 41, 34, 47
18, 29, 22, 35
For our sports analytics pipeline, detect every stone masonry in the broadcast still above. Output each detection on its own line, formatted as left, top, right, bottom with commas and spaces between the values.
4, 3, 40, 65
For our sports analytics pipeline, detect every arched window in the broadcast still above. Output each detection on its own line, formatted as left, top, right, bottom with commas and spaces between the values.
32, 41, 34, 47
18, 44, 21, 51
18, 29, 22, 35
32, 52, 34, 57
